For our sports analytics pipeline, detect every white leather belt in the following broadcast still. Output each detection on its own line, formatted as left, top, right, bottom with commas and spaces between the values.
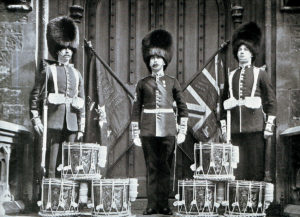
237, 99, 246, 106
64, 97, 73, 104
143, 108, 174, 114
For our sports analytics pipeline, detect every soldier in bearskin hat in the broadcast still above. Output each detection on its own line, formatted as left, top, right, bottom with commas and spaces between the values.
131, 29, 188, 215
223, 22, 276, 181
30, 16, 85, 178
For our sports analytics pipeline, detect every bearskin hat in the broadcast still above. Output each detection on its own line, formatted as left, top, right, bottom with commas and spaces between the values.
142, 29, 173, 71
232, 22, 262, 62
46, 16, 79, 60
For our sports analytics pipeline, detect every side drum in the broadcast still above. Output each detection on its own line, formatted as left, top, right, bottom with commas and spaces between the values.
38, 178, 79, 217
174, 180, 218, 217
61, 142, 106, 180
90, 178, 138, 217
191, 143, 239, 181
224, 180, 274, 217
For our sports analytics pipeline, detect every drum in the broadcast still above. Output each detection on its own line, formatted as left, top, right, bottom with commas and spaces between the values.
224, 181, 274, 217
174, 180, 218, 217
38, 178, 79, 217
191, 143, 239, 181
90, 178, 138, 217
61, 142, 107, 180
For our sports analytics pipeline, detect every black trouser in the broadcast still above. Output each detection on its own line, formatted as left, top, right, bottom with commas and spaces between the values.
46, 128, 76, 178
141, 136, 175, 210
232, 132, 265, 181
32, 123, 76, 205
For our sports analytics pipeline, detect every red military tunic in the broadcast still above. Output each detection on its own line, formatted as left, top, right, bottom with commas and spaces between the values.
131, 74, 188, 137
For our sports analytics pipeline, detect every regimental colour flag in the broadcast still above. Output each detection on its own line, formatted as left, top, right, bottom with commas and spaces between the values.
86, 55, 131, 147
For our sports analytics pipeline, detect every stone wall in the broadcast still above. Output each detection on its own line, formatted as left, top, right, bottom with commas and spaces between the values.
0, 2, 36, 128
275, 1, 300, 202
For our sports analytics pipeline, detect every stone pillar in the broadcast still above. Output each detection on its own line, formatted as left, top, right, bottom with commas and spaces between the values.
0, 120, 32, 215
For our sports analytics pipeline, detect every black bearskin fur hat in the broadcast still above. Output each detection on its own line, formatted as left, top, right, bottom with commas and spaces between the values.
46, 16, 79, 60
232, 22, 262, 62
142, 29, 173, 71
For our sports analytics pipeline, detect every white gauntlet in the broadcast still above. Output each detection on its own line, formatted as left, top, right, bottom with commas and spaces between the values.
131, 122, 141, 146
178, 117, 188, 134
264, 115, 276, 139
220, 119, 226, 135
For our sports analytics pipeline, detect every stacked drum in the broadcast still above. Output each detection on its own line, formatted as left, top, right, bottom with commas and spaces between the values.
37, 142, 138, 217
174, 142, 274, 217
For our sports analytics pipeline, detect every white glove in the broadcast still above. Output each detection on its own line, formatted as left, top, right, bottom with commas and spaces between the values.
131, 122, 141, 147
32, 117, 44, 136
176, 117, 188, 144
223, 97, 238, 110
133, 138, 142, 147
264, 115, 276, 139
176, 133, 186, 144
77, 131, 84, 141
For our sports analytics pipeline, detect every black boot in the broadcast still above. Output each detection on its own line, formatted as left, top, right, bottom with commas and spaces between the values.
143, 207, 158, 215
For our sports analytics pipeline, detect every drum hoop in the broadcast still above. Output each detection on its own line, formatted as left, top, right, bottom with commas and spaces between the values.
175, 212, 219, 217
193, 175, 235, 181
43, 178, 79, 187
194, 143, 234, 150
92, 178, 130, 185
91, 212, 131, 217
178, 180, 215, 186
39, 211, 79, 217
228, 181, 266, 188
225, 212, 266, 217
63, 142, 101, 149
64, 174, 102, 181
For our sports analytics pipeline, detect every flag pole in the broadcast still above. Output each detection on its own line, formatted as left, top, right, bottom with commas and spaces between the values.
182, 41, 230, 91
84, 39, 135, 100
226, 67, 231, 144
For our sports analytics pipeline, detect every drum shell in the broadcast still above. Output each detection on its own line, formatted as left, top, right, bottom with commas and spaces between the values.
226, 181, 266, 214
62, 142, 103, 179
177, 180, 217, 215
40, 178, 79, 212
91, 179, 130, 215
193, 143, 238, 181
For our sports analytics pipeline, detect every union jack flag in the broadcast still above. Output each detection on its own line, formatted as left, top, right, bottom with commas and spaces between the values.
183, 53, 226, 142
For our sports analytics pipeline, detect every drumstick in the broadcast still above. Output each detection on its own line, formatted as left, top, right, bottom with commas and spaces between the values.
173, 139, 178, 192
264, 137, 272, 182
